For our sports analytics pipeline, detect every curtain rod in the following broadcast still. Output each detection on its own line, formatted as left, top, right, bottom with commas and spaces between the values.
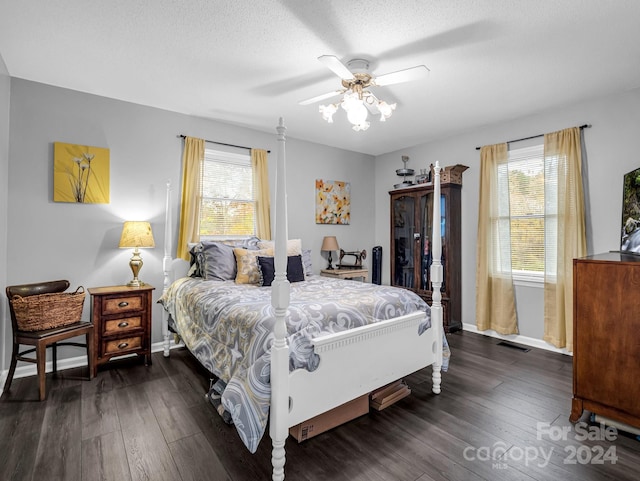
474, 124, 591, 151
177, 134, 270, 153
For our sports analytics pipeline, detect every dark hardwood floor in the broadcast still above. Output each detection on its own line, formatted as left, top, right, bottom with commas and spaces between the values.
1, 331, 639, 481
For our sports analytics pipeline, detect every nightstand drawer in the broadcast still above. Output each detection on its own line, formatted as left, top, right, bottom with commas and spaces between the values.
102, 295, 144, 315
102, 336, 143, 356
104, 316, 142, 335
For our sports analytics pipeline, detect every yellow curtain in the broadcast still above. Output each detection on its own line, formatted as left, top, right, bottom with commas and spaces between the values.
476, 143, 519, 334
251, 149, 271, 240
543, 127, 587, 351
177, 137, 204, 261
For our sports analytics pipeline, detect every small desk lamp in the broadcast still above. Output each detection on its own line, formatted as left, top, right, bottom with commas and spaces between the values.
321, 236, 340, 270
119, 221, 155, 287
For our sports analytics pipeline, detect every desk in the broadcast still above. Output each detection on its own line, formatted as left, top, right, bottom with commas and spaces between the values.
320, 268, 368, 282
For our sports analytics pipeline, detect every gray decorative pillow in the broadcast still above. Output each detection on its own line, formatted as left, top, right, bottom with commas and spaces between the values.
241, 236, 262, 250
302, 249, 313, 277
200, 241, 238, 281
188, 243, 205, 278
189, 238, 264, 280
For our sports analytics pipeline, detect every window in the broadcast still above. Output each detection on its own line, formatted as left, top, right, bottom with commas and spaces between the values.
199, 148, 256, 238
500, 144, 546, 283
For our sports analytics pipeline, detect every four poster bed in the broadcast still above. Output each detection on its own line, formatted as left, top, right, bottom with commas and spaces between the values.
159, 118, 445, 481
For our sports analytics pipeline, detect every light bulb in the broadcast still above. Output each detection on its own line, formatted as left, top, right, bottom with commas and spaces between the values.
346, 99, 368, 126
378, 101, 396, 121
319, 103, 338, 123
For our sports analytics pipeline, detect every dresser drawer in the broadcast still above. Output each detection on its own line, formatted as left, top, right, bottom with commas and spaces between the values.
102, 336, 143, 356
103, 316, 142, 335
102, 295, 144, 315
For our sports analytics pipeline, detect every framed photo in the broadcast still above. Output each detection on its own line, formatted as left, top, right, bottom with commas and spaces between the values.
53, 142, 110, 204
315, 179, 351, 225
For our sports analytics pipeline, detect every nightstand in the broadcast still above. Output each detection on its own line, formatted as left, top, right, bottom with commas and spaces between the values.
88, 285, 155, 376
320, 268, 368, 282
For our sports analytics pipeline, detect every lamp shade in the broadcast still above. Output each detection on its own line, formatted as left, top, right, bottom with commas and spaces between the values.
321, 236, 339, 252
119, 221, 155, 248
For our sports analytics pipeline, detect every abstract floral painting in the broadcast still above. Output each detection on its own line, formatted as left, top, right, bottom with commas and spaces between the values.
53, 142, 110, 203
315, 179, 350, 224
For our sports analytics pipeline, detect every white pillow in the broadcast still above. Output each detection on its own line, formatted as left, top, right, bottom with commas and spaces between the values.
257, 239, 302, 256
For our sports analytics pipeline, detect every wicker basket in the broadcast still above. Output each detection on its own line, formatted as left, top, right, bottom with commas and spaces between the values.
11, 286, 85, 331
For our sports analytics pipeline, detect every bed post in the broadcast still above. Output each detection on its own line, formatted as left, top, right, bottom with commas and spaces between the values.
430, 162, 443, 394
270, 118, 290, 481
162, 180, 172, 357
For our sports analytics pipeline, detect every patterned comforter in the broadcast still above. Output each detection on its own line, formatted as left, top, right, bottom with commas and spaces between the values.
159, 276, 445, 452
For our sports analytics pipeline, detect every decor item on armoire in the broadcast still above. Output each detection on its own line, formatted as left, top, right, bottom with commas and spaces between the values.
394, 155, 414, 189
321, 235, 340, 269
299, 55, 428, 132
389, 164, 466, 332
620, 166, 640, 253
119, 221, 155, 287
53, 142, 110, 204
315, 179, 351, 224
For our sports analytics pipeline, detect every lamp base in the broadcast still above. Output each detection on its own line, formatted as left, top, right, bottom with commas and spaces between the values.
326, 252, 335, 270
127, 249, 145, 288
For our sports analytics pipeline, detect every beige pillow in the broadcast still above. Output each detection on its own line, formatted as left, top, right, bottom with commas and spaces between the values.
234, 247, 273, 284
257, 239, 302, 256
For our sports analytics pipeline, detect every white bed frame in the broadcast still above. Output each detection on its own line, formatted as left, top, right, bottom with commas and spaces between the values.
162, 118, 443, 481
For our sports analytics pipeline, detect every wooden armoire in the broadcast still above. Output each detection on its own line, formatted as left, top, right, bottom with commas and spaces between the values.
389, 166, 466, 333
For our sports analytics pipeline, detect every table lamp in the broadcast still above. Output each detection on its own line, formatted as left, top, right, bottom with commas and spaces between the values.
321, 236, 340, 270
119, 221, 155, 287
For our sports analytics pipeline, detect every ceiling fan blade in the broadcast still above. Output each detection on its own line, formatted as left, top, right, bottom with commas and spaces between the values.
299, 90, 343, 106
318, 55, 354, 80
374, 65, 430, 86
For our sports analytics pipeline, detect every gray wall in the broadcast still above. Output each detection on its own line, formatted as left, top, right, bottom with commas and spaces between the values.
3, 79, 374, 371
374, 86, 640, 343
5, 74, 640, 370
0, 54, 9, 374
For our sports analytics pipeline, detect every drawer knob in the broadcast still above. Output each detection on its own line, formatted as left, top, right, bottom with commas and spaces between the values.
117, 342, 129, 349
118, 321, 129, 328
118, 301, 129, 308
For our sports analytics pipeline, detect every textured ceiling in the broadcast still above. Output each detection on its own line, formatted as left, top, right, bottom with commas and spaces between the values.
1, 0, 640, 155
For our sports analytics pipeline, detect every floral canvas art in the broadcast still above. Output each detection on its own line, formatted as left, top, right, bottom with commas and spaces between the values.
53, 142, 110, 203
315, 179, 350, 224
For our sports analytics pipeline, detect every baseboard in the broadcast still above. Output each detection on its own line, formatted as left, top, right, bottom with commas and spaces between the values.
462, 322, 573, 356
0, 339, 185, 392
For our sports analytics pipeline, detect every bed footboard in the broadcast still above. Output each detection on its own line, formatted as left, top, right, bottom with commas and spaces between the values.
287, 310, 438, 427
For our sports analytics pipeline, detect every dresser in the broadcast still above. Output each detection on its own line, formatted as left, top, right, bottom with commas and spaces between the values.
88, 285, 155, 376
571, 253, 640, 428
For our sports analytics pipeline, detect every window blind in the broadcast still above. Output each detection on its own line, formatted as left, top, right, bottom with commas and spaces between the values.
199, 149, 256, 237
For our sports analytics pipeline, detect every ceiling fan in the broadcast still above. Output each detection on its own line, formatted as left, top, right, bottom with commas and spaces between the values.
299, 55, 429, 131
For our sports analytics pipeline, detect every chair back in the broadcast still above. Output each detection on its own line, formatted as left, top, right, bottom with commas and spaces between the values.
6, 280, 70, 333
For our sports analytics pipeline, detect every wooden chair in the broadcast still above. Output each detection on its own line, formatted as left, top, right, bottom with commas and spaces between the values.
5, 280, 94, 401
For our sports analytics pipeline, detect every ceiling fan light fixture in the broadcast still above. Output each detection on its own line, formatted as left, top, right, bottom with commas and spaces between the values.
351, 120, 370, 132
378, 100, 397, 121
306, 55, 427, 131
319, 103, 338, 123
343, 94, 369, 130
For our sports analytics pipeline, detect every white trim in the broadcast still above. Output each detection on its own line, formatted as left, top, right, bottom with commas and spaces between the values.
462, 322, 572, 356
511, 270, 544, 288
0, 338, 185, 392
